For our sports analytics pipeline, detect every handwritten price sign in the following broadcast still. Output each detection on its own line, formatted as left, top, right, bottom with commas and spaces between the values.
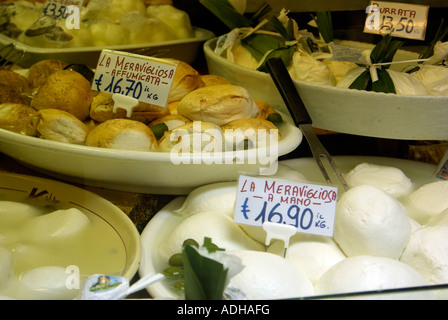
42, 0, 84, 19
234, 176, 338, 237
92, 49, 178, 107
364, 1, 429, 40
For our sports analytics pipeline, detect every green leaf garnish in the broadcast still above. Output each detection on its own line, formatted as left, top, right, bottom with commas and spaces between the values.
249, 3, 272, 23
349, 69, 371, 91
372, 68, 396, 94
316, 11, 334, 43
270, 15, 295, 41
257, 45, 297, 72
419, 18, 448, 61
369, 34, 405, 68
350, 34, 404, 93
200, 0, 253, 29
241, 33, 286, 62
202, 236, 225, 253
183, 243, 228, 300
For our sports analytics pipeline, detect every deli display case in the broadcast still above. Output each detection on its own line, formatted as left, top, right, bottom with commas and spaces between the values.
0, 0, 447, 301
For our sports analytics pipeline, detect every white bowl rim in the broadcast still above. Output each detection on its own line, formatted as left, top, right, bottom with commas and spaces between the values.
0, 27, 215, 54
204, 37, 448, 101
0, 111, 302, 163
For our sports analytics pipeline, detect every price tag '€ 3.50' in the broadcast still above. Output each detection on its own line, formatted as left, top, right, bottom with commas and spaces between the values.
364, 1, 429, 40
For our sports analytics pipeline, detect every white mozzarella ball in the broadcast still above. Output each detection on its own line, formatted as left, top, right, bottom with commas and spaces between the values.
400, 224, 448, 292
334, 185, 411, 259
22, 208, 90, 243
345, 163, 414, 198
238, 224, 267, 244
426, 209, 448, 227
158, 212, 264, 263
229, 250, 314, 300
0, 201, 41, 224
17, 266, 79, 300
270, 164, 309, 183
402, 181, 448, 224
0, 234, 14, 247
174, 182, 237, 218
315, 255, 433, 300
0, 247, 14, 290
284, 234, 346, 284
409, 217, 422, 232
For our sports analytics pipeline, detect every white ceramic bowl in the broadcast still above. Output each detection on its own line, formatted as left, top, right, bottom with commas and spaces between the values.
0, 172, 141, 298
204, 38, 448, 140
0, 27, 215, 68
139, 156, 443, 300
0, 113, 302, 195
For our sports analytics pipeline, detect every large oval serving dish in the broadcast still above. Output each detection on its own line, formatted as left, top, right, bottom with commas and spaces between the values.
0, 27, 215, 68
0, 111, 302, 195
0, 172, 141, 299
139, 156, 447, 300
204, 38, 448, 141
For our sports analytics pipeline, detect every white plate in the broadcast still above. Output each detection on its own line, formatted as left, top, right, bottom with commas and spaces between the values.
0, 27, 215, 68
139, 156, 440, 299
0, 172, 141, 298
0, 112, 302, 195
204, 38, 448, 140
139, 196, 186, 299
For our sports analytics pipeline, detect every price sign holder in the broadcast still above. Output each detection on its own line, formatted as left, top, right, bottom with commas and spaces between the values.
263, 222, 297, 257
92, 49, 178, 117
111, 95, 139, 118
234, 175, 338, 240
364, 1, 429, 40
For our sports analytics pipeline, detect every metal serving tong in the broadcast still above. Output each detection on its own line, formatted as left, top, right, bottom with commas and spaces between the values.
0, 43, 25, 68
266, 58, 349, 191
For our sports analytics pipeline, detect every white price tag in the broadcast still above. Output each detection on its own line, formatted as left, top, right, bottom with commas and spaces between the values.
329, 44, 368, 64
42, 0, 85, 19
364, 1, 429, 40
234, 176, 338, 237
214, 29, 240, 56
92, 50, 178, 108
